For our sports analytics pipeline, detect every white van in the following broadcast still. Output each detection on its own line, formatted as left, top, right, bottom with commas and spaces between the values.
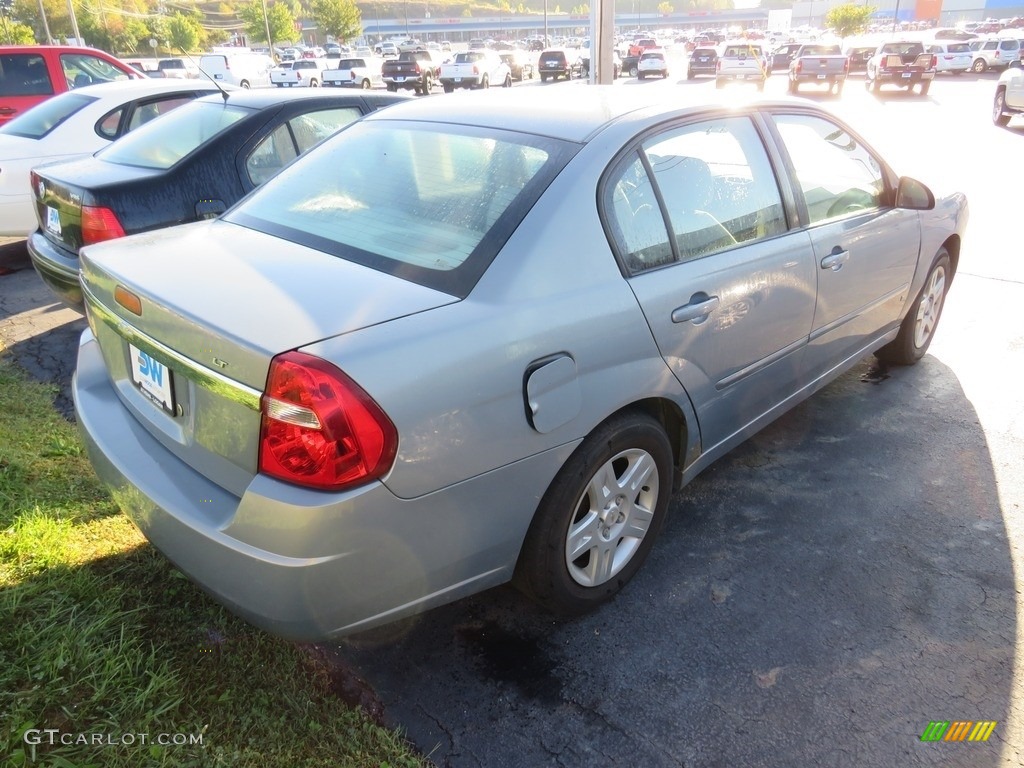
199, 52, 275, 88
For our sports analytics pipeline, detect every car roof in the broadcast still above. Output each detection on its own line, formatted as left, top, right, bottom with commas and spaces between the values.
364, 86, 797, 144
73, 78, 228, 98
191, 88, 409, 110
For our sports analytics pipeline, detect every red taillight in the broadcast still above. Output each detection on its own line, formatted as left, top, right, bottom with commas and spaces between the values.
259, 351, 397, 491
932, 55, 938, 68
81, 205, 125, 245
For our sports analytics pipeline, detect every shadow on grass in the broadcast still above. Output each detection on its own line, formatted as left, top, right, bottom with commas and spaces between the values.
334, 355, 1015, 768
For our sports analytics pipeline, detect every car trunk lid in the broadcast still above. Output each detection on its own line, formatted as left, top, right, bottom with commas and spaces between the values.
80, 219, 458, 494
34, 157, 163, 256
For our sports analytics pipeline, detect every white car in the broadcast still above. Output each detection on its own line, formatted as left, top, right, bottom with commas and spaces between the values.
926, 42, 973, 74
637, 49, 669, 79
0, 79, 227, 237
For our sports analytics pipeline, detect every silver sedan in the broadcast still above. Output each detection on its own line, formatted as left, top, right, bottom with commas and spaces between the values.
74, 88, 968, 640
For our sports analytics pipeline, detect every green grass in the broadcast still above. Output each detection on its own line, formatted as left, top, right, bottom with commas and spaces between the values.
0, 361, 428, 767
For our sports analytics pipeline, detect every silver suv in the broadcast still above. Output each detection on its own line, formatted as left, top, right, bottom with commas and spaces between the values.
994, 59, 1024, 126
970, 38, 1021, 72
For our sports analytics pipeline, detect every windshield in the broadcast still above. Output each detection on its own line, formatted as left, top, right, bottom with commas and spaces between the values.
0, 92, 95, 139
227, 120, 576, 297
97, 99, 251, 169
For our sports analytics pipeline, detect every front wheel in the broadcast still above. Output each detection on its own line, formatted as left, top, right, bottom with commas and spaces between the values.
361, 78, 371, 90
309, 79, 319, 87
503, 73, 512, 88
994, 89, 1011, 126
629, 65, 638, 77
480, 73, 489, 89
513, 411, 673, 615
876, 250, 951, 365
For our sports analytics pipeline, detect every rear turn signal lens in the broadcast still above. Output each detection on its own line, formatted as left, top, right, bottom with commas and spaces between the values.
259, 351, 398, 491
81, 205, 125, 245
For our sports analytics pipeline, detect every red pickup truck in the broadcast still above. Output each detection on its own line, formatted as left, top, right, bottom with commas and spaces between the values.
0, 45, 142, 124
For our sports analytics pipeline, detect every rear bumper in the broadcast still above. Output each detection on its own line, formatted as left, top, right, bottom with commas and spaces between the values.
74, 329, 573, 640
27, 229, 83, 310
877, 70, 935, 83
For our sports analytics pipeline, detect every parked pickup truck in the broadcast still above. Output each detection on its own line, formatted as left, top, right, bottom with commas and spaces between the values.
439, 50, 512, 92
381, 50, 440, 94
787, 44, 850, 95
270, 59, 326, 87
993, 59, 1024, 126
865, 41, 936, 95
716, 41, 769, 90
322, 57, 384, 89
0, 44, 142, 125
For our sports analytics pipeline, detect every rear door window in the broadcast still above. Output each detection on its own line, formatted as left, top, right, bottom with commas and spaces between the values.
0, 53, 53, 97
245, 107, 362, 186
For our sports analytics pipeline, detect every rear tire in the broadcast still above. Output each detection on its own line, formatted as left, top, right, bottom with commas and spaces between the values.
876, 250, 951, 365
513, 411, 673, 615
972, 58, 987, 73
503, 73, 512, 87
443, 83, 454, 93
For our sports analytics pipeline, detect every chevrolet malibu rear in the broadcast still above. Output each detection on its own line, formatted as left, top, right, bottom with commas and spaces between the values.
74, 96, 624, 640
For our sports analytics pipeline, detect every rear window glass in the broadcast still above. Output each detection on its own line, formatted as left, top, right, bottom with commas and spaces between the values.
0, 92, 95, 138
338, 59, 366, 68
723, 45, 763, 57
0, 53, 53, 97
227, 120, 576, 297
97, 100, 251, 169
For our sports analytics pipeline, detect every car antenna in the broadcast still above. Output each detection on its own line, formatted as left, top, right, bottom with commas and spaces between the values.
179, 46, 231, 102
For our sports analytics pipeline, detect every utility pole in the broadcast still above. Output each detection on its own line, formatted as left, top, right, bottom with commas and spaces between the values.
66, 0, 82, 44
260, 0, 274, 58
36, 0, 53, 44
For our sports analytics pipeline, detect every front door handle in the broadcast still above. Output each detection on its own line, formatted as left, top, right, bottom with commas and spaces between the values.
821, 248, 850, 271
671, 294, 720, 324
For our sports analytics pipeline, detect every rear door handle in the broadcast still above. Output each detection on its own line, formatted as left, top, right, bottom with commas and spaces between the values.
821, 248, 850, 271
671, 294, 720, 324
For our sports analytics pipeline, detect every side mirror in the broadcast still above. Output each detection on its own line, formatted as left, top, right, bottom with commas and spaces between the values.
895, 176, 935, 211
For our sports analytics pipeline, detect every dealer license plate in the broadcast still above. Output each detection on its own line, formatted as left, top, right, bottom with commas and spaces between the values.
46, 206, 61, 236
129, 343, 175, 414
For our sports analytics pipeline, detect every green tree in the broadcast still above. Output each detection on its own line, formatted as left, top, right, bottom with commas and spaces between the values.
825, 3, 873, 38
657, 0, 673, 13
461, 6, 471, 14
310, 0, 360, 42
167, 11, 200, 52
0, 17, 35, 43
239, 0, 299, 45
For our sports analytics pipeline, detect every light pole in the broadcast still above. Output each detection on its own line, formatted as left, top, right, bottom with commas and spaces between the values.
260, 0, 274, 59
891, 0, 901, 34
